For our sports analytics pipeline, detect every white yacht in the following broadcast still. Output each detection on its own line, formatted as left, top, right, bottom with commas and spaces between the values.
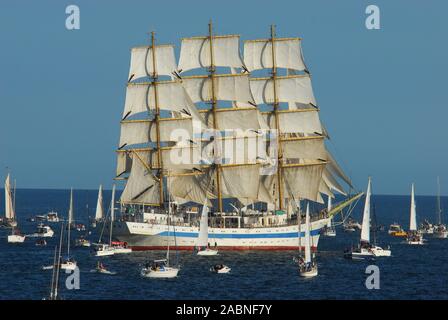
30, 223, 54, 238
297, 204, 318, 277
8, 229, 26, 243
407, 183, 424, 245
46, 211, 60, 223
322, 196, 336, 237
196, 200, 218, 256
141, 259, 179, 278
344, 177, 391, 259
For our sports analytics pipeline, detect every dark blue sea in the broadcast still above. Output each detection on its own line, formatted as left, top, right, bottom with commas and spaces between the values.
1, 189, 447, 300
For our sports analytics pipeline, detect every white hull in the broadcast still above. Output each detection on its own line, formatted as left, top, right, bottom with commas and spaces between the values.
60, 261, 77, 270
299, 267, 318, 278
323, 229, 336, 237
210, 266, 231, 273
94, 249, 115, 257
141, 267, 179, 278
90, 268, 117, 275
407, 239, 424, 245
433, 231, 448, 239
113, 247, 132, 254
371, 246, 391, 257
197, 249, 218, 256
7, 235, 25, 243
111, 220, 324, 251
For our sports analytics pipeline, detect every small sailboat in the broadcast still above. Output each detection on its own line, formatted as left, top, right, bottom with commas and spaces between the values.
210, 264, 231, 273
93, 185, 128, 256
370, 203, 391, 257
8, 228, 26, 243
323, 195, 336, 237
297, 203, 318, 277
388, 223, 407, 237
75, 236, 91, 247
91, 184, 104, 228
30, 223, 54, 238
141, 179, 179, 279
433, 177, 448, 238
406, 183, 424, 245
2, 174, 17, 228
36, 239, 47, 246
45, 224, 64, 300
344, 177, 391, 259
196, 200, 218, 256
61, 189, 77, 270
90, 261, 116, 275
419, 219, 434, 235
46, 211, 60, 223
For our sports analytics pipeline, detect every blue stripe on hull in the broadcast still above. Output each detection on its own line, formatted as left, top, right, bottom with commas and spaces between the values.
157, 229, 321, 239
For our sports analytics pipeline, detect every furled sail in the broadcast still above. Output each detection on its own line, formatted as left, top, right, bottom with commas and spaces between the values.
68, 188, 74, 224
244, 38, 306, 72
95, 184, 104, 221
128, 45, 177, 81
178, 35, 244, 72
304, 203, 311, 263
410, 183, 417, 231
197, 202, 209, 248
4, 174, 14, 220
360, 177, 371, 243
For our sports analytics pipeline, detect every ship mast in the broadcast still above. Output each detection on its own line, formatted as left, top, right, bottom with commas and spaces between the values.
150, 31, 165, 207
208, 20, 223, 213
270, 25, 284, 211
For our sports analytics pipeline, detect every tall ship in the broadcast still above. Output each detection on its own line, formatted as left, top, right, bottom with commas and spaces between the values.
110, 22, 362, 250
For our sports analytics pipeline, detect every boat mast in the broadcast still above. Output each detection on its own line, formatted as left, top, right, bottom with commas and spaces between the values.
54, 222, 64, 300
13, 179, 16, 221
109, 184, 116, 246
166, 191, 171, 266
150, 31, 165, 208
437, 176, 442, 225
67, 188, 73, 258
270, 25, 284, 211
49, 245, 57, 300
208, 20, 223, 213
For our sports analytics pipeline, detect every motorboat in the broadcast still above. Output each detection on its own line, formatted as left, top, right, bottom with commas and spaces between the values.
93, 243, 115, 257
210, 264, 231, 274
46, 211, 60, 223
8, 229, 26, 243
141, 259, 179, 278
75, 237, 91, 247
388, 223, 407, 237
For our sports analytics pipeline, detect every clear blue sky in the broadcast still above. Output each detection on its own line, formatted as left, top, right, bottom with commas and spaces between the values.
0, 0, 446, 195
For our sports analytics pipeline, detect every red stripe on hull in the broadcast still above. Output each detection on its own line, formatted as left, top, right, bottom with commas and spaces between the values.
130, 245, 318, 251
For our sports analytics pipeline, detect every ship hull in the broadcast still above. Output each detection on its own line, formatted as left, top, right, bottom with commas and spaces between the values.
110, 219, 325, 251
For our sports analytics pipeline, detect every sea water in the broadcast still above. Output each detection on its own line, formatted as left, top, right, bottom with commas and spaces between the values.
0, 189, 447, 300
